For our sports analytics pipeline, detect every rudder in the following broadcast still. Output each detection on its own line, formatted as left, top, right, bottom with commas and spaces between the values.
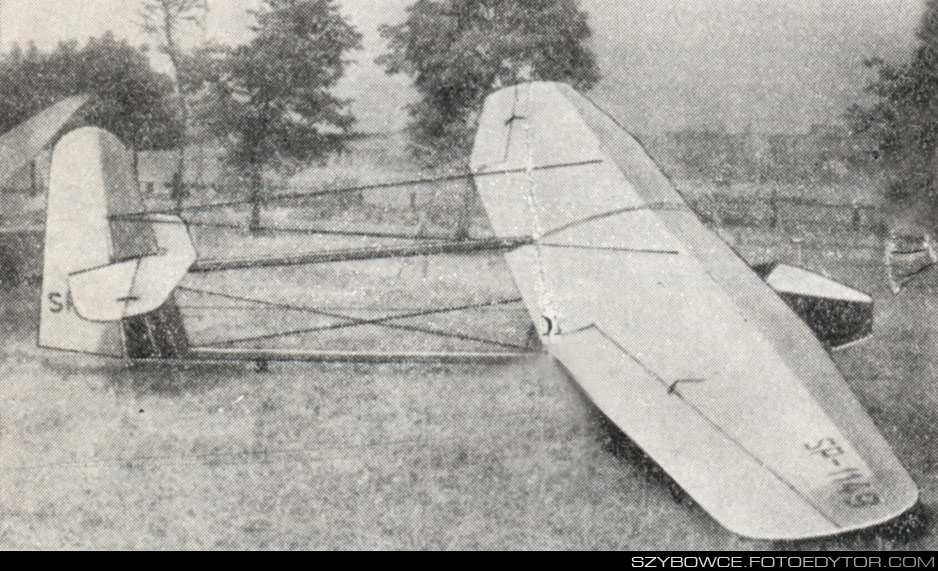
39, 127, 195, 359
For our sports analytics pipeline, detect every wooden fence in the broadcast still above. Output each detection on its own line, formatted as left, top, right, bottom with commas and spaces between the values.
690, 192, 882, 233
1, 193, 885, 287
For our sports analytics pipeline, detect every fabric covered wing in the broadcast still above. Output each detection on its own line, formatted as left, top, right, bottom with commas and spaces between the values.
40, 127, 125, 356
470, 82, 917, 539
0, 95, 89, 185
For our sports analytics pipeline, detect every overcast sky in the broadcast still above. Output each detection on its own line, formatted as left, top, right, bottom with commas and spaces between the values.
0, 0, 926, 133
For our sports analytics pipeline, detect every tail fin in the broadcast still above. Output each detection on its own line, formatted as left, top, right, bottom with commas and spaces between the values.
39, 127, 195, 359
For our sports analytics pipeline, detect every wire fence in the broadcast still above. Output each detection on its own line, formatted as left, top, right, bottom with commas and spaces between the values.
161, 183, 885, 235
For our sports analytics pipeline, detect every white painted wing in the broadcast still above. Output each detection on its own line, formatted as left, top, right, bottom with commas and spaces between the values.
471, 82, 917, 540
0, 95, 89, 185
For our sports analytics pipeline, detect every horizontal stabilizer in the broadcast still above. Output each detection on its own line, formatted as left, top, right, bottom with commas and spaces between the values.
69, 215, 195, 322
756, 263, 873, 348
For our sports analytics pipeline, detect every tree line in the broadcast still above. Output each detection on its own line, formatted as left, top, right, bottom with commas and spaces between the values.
0, 0, 600, 232
849, 0, 938, 233
5, 0, 936, 234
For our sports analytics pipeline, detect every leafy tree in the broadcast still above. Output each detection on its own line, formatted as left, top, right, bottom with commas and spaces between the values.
204, 0, 362, 233
139, 0, 208, 83
379, 0, 601, 167
139, 0, 210, 209
848, 0, 938, 215
0, 34, 181, 150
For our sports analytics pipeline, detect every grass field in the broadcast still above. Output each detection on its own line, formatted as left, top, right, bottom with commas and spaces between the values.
1, 185, 936, 550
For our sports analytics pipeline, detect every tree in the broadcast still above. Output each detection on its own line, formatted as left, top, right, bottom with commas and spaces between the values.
0, 34, 181, 151
139, 0, 209, 210
848, 0, 938, 220
205, 0, 362, 233
379, 0, 601, 167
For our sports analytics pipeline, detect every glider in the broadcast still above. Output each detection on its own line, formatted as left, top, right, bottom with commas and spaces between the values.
36, 82, 917, 540
0, 95, 90, 189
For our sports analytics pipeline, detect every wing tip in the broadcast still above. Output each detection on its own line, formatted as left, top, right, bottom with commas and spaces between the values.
722, 488, 920, 541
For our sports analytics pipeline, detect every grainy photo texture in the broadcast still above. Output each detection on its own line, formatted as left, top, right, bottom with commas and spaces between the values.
0, 0, 936, 552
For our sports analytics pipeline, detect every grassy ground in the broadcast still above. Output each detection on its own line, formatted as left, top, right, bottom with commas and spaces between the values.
0, 191, 936, 550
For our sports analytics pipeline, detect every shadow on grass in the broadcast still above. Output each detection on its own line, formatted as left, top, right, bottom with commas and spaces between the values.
105, 360, 251, 398
40, 356, 250, 398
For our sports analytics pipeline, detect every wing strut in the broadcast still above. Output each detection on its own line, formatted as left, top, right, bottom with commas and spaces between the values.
189, 237, 534, 273
109, 159, 604, 221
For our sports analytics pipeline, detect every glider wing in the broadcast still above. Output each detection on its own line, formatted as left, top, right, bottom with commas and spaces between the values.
470, 82, 917, 540
0, 95, 89, 185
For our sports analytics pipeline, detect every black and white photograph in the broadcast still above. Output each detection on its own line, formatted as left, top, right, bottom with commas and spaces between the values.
0, 0, 936, 552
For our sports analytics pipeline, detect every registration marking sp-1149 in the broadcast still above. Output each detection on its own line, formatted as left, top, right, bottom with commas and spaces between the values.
805, 438, 881, 508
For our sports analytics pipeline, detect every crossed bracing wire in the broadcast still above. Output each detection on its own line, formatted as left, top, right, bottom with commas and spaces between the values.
178, 286, 533, 353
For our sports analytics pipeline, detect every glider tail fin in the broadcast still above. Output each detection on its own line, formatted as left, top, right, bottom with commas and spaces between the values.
39, 127, 195, 359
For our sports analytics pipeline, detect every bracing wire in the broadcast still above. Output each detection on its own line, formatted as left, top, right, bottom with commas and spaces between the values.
178, 286, 532, 352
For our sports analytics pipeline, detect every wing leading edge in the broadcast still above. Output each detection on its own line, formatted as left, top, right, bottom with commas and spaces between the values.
0, 95, 89, 186
470, 82, 918, 540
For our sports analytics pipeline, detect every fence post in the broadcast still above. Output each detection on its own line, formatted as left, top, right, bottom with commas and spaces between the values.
851, 203, 861, 232
454, 179, 474, 241
171, 171, 185, 216
769, 188, 779, 229
249, 172, 264, 236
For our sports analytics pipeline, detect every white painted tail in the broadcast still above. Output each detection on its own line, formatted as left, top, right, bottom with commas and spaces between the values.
39, 127, 195, 358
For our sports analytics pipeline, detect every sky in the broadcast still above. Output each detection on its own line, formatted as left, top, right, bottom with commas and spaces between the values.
0, 0, 927, 133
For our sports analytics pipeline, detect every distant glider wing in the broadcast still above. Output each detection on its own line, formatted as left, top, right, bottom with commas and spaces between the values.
0, 95, 89, 185
885, 234, 937, 293
470, 82, 917, 540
